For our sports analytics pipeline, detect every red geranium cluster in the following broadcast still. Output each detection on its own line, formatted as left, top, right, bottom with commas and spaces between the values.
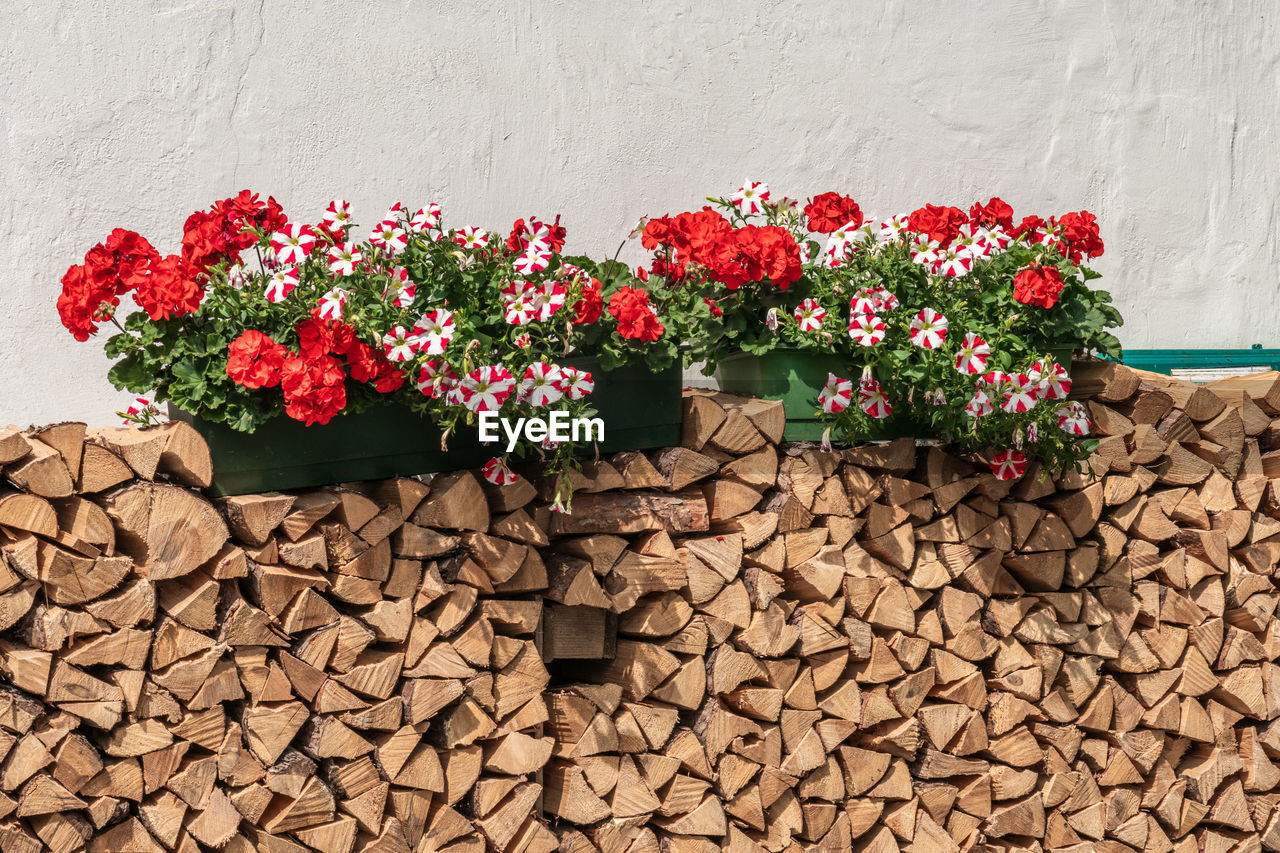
969, 197, 1014, 231
572, 278, 603, 325
907, 204, 969, 245
1056, 211, 1105, 262
607, 287, 664, 341
804, 192, 863, 234
226, 311, 408, 426
183, 190, 286, 273
641, 208, 802, 290
56, 228, 204, 340
1013, 262, 1065, 309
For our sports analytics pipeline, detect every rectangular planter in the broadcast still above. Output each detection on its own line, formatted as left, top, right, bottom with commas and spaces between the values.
716, 345, 1074, 442
176, 359, 683, 497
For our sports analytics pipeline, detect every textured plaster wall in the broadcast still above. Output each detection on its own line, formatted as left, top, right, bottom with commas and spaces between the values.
3, 0, 1278, 426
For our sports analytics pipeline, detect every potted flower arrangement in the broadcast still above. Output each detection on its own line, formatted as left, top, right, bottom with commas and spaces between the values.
56, 192, 682, 503
633, 182, 1123, 479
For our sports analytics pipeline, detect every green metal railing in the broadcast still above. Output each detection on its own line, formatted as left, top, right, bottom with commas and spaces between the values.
1116, 345, 1280, 376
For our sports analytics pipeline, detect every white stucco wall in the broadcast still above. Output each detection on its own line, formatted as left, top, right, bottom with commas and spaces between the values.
4, 1, 1278, 426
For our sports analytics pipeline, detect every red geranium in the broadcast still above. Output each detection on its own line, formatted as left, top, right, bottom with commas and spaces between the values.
1013, 263, 1065, 309
804, 192, 863, 234
1057, 211, 1104, 261
1013, 215, 1046, 239
608, 287, 664, 342
280, 354, 347, 426
572, 278, 603, 325
297, 314, 358, 360
183, 190, 286, 272
907, 204, 967, 245
707, 225, 802, 290
969, 198, 1014, 231
56, 263, 119, 341
226, 330, 287, 389
133, 255, 203, 321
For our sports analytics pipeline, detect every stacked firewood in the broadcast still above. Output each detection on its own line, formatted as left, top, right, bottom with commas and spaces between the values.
3, 365, 1280, 852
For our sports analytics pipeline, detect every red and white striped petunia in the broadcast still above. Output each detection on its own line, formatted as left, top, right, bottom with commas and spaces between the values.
409, 203, 442, 233
327, 242, 363, 276
416, 360, 459, 398
386, 267, 416, 308
817, 373, 853, 414
1056, 402, 1091, 436
909, 234, 941, 267
514, 333, 532, 349
978, 369, 1010, 394
964, 389, 994, 419
504, 294, 536, 326
848, 313, 886, 347
521, 224, 553, 254
413, 308, 455, 355
227, 263, 248, 288
558, 263, 589, 283
766, 308, 780, 332
122, 395, 157, 424
556, 367, 594, 400
730, 180, 770, 216
521, 362, 564, 407
909, 308, 948, 350
1000, 373, 1039, 413
453, 226, 490, 250
514, 249, 552, 276
369, 220, 408, 255
990, 449, 1027, 481
877, 214, 911, 245
270, 224, 317, 265
934, 248, 973, 278
459, 365, 515, 413
822, 234, 853, 268
858, 379, 892, 419
1029, 360, 1072, 400
383, 202, 404, 223
317, 287, 347, 321
531, 281, 567, 321
978, 226, 1012, 252
264, 267, 299, 303
382, 326, 418, 362
482, 457, 521, 486
794, 299, 826, 332
954, 332, 991, 375
323, 200, 353, 233
1026, 423, 1040, 443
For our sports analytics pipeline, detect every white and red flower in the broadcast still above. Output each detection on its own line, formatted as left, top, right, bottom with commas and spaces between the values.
413, 308, 455, 355
817, 373, 853, 414
858, 379, 892, 419
383, 202, 404, 222
1001, 373, 1039, 413
557, 367, 594, 400
270, 224, 317, 265
370, 220, 408, 255
410, 203, 442, 233
1056, 402, 1091, 436
521, 362, 564, 407
766, 308, 780, 332
531, 281, 567, 321
954, 332, 991, 375
514, 333, 532, 349
482, 457, 520, 486
877, 214, 911, 245
934, 248, 973, 278
964, 389, 993, 419
317, 287, 347, 322
1029, 360, 1072, 400
327, 242, 363, 276
514, 249, 552, 276
227, 263, 247, 288
990, 449, 1027, 481
323, 200, 353, 233
848, 313, 886, 347
979, 370, 1010, 393
382, 326, 418, 362
454, 226, 489, 250
794, 299, 826, 331
459, 365, 515, 412
731, 180, 770, 216
122, 395, 156, 423
850, 286, 897, 315
504, 295, 536, 326
264, 267, 299, 303
416, 360, 459, 398
386, 267, 416, 308
909, 308, 948, 349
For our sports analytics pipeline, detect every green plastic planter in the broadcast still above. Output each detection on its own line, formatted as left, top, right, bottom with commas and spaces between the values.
176, 358, 683, 497
716, 345, 1076, 442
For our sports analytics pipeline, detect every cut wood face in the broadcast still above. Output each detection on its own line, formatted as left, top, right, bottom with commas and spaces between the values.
5, 376, 1280, 850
